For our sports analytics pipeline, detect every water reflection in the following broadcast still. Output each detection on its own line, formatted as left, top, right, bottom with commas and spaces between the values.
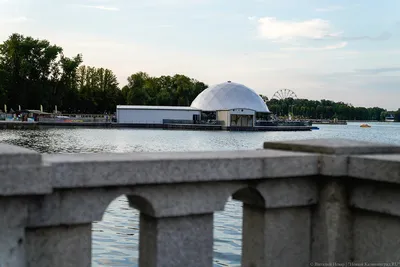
2, 123, 400, 154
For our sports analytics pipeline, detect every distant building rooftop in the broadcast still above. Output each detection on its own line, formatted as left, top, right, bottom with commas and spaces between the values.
190, 81, 270, 113
116, 105, 201, 111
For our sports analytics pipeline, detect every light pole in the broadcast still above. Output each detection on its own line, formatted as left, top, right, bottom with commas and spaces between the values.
288, 105, 295, 120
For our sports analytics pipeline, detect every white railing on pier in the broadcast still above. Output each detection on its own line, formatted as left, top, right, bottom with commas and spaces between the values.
1, 138, 400, 267
37, 117, 109, 123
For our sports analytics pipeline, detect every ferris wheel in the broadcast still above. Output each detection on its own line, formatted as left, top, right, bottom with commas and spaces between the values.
271, 89, 297, 100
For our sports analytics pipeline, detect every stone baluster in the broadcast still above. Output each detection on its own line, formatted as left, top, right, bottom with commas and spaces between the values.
234, 178, 317, 267
127, 182, 241, 267
263, 138, 400, 265
25, 187, 124, 267
26, 224, 92, 267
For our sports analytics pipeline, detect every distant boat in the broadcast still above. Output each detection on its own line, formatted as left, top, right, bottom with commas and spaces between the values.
360, 124, 371, 128
385, 114, 395, 122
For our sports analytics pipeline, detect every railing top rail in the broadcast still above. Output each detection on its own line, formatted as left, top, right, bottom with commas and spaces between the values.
0, 143, 41, 167
349, 154, 400, 183
2, 138, 400, 196
264, 138, 400, 155
43, 149, 319, 189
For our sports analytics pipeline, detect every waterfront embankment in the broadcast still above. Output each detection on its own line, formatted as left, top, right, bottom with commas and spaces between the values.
0, 121, 315, 131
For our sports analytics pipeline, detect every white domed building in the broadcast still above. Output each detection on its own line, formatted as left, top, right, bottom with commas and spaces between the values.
116, 81, 270, 127
191, 81, 270, 127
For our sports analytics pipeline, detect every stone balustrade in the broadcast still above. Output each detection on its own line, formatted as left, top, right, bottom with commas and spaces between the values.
1, 138, 400, 267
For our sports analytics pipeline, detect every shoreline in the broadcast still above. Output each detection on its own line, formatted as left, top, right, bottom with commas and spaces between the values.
0, 121, 315, 131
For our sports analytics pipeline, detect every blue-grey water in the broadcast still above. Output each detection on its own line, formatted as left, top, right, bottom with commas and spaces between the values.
1, 122, 399, 266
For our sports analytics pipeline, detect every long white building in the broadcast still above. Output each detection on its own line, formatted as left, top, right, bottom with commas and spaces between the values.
116, 81, 270, 126
116, 105, 201, 124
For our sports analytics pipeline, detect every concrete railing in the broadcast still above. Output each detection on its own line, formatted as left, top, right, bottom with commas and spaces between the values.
1, 138, 400, 267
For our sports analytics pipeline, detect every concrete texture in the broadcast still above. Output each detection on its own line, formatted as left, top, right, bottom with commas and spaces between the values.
0, 198, 28, 267
353, 210, 400, 262
241, 205, 311, 267
128, 182, 244, 217
264, 138, 400, 155
310, 179, 352, 264
0, 228, 26, 267
233, 178, 317, 208
0, 143, 42, 168
26, 224, 92, 267
319, 155, 349, 176
351, 182, 400, 217
139, 213, 214, 267
27, 189, 122, 227
349, 154, 400, 183
0, 165, 52, 196
43, 149, 319, 188
0, 138, 399, 266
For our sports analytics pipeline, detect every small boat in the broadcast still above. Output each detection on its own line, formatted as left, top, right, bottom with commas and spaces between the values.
360, 124, 371, 128
385, 114, 395, 122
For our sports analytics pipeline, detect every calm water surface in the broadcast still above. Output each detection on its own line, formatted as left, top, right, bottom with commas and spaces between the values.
1, 122, 399, 266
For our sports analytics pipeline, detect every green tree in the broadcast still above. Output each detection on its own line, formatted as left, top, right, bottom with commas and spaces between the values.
266, 98, 390, 121
395, 109, 400, 122
77, 65, 121, 113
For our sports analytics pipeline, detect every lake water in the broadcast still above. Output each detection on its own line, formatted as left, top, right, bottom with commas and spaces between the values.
1, 122, 400, 266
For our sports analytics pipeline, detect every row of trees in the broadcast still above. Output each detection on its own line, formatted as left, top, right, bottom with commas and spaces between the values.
0, 33, 398, 120
0, 34, 207, 114
268, 98, 400, 121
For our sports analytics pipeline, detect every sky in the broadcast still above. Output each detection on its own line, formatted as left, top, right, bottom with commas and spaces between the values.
0, 0, 399, 110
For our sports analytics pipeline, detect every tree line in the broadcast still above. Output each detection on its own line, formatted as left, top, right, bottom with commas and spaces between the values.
0, 33, 207, 114
267, 98, 400, 121
0, 33, 398, 121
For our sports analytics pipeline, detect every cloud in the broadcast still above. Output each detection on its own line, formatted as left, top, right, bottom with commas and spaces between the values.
281, 42, 347, 51
140, 0, 210, 8
157, 24, 174, 28
315, 6, 344, 12
257, 17, 340, 41
0, 16, 29, 24
248, 16, 257, 21
354, 67, 400, 75
342, 32, 392, 41
80, 5, 119, 11
316, 31, 392, 41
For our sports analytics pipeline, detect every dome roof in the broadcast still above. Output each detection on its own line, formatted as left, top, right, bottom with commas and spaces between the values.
190, 81, 270, 112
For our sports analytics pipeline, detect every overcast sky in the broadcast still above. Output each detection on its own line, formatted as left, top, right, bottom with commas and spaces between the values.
0, 0, 399, 110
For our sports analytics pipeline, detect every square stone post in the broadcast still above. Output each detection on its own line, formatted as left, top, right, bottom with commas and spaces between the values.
0, 223, 26, 267
264, 138, 400, 265
242, 205, 311, 267
26, 224, 92, 267
234, 178, 317, 267
139, 213, 214, 267
127, 183, 239, 267
0, 197, 29, 267
0, 144, 52, 267
24, 188, 119, 267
